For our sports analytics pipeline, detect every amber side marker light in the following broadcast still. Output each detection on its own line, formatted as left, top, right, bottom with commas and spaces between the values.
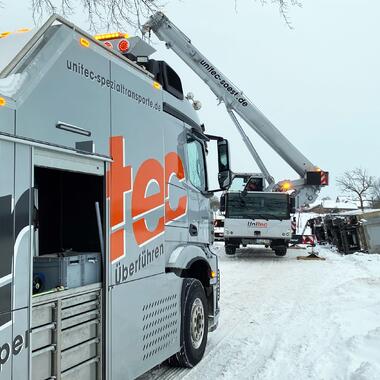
0, 98, 6, 107
153, 81, 161, 90
210, 271, 217, 279
80, 38, 90, 48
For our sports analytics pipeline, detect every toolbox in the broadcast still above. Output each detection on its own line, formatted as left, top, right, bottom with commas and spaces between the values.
33, 251, 101, 293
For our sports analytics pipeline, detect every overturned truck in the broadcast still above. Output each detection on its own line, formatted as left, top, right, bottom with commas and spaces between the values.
310, 210, 380, 254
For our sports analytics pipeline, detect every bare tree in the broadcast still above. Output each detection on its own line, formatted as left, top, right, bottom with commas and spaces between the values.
255, 0, 302, 29
31, 0, 164, 31
370, 178, 380, 209
336, 168, 375, 211
29, 0, 302, 32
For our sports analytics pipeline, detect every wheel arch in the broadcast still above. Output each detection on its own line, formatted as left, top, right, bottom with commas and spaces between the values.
166, 245, 214, 313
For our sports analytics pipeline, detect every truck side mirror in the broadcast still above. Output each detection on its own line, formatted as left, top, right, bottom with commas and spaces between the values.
220, 193, 226, 212
290, 196, 296, 214
217, 139, 232, 190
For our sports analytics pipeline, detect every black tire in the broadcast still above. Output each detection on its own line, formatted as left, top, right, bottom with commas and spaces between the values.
274, 247, 287, 256
225, 245, 237, 255
169, 279, 208, 368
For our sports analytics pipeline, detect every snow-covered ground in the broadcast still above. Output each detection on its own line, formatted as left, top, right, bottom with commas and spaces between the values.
140, 244, 380, 380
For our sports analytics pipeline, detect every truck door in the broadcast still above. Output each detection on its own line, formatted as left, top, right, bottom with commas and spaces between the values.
185, 134, 210, 244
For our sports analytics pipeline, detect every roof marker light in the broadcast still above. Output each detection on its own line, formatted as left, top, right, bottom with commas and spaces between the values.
94, 32, 129, 41
80, 38, 90, 48
118, 39, 129, 53
16, 28, 30, 33
0, 32, 11, 39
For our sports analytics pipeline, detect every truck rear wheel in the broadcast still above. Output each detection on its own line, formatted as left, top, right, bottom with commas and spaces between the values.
225, 244, 237, 255
274, 247, 287, 256
169, 278, 208, 368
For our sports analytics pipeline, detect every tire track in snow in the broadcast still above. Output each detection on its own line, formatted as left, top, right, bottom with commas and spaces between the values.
141, 246, 380, 380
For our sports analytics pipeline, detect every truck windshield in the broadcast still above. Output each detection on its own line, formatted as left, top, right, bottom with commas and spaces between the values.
226, 192, 289, 220
229, 177, 248, 191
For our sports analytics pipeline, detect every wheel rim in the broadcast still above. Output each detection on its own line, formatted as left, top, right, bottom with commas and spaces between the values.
190, 297, 205, 349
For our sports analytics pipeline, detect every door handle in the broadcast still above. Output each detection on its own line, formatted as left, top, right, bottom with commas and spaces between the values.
189, 223, 198, 236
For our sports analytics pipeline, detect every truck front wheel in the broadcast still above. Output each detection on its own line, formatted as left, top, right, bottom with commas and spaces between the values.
169, 279, 208, 368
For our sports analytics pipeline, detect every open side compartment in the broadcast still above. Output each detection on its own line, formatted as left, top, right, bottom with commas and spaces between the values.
31, 165, 105, 380
33, 167, 104, 293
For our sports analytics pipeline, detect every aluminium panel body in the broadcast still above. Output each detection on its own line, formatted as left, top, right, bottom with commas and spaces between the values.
0, 105, 15, 135
0, 142, 15, 380
110, 273, 182, 380
0, 17, 216, 380
0, 141, 14, 320
162, 117, 188, 246
0, 140, 31, 380
108, 58, 167, 286
13, 144, 32, 311
15, 26, 111, 156
108, 56, 188, 379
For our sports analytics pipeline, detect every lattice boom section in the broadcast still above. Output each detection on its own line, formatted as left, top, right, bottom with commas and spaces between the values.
141, 294, 179, 361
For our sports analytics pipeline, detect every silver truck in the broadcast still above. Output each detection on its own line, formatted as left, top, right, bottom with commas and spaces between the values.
0, 15, 232, 380
143, 13, 329, 257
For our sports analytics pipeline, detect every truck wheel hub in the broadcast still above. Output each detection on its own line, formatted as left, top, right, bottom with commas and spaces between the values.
190, 298, 204, 349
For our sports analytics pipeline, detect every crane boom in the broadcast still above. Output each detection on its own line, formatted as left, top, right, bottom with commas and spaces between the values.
143, 12, 328, 206
143, 12, 316, 177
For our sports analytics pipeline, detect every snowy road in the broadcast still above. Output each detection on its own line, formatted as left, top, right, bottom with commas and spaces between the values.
140, 245, 380, 380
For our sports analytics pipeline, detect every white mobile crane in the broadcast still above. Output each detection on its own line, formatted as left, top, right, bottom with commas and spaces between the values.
143, 12, 329, 256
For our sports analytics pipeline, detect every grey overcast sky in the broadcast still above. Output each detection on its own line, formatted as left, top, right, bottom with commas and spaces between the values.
1, 0, 378, 199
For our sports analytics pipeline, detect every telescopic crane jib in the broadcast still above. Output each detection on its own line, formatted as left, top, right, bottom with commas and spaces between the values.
143, 12, 329, 207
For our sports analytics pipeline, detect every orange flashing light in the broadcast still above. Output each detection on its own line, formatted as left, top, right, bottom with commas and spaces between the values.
0, 98, 6, 107
281, 181, 292, 191
16, 28, 30, 33
80, 38, 90, 48
153, 81, 161, 90
94, 32, 129, 41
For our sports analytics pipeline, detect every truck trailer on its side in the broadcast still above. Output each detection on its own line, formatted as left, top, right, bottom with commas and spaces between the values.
0, 15, 231, 380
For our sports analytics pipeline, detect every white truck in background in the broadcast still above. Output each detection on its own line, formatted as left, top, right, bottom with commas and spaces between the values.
143, 13, 329, 256
221, 173, 293, 256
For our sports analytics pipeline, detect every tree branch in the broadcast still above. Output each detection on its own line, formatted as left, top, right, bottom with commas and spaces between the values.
337, 168, 375, 211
